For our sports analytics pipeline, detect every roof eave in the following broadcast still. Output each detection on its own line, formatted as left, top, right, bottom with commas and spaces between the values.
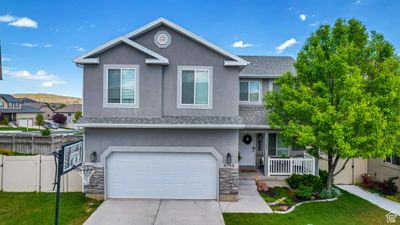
78, 123, 245, 129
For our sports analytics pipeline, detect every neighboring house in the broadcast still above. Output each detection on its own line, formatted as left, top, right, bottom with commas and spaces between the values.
22, 102, 55, 120
368, 156, 400, 188
0, 94, 42, 127
54, 104, 82, 125
74, 18, 317, 201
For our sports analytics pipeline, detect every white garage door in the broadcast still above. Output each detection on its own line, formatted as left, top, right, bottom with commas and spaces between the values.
18, 119, 32, 127
106, 151, 218, 199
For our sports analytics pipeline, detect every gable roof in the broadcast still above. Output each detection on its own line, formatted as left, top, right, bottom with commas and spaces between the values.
74, 36, 169, 65
55, 104, 82, 113
74, 18, 248, 66
239, 56, 296, 78
0, 94, 22, 103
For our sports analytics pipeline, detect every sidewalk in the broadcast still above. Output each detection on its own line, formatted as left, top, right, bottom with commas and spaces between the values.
337, 185, 400, 214
220, 182, 273, 213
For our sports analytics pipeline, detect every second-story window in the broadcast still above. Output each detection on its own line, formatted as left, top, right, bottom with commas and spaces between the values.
178, 66, 212, 109
240, 80, 261, 104
104, 65, 139, 108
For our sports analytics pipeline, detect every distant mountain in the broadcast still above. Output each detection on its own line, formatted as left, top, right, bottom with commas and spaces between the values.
13, 93, 82, 104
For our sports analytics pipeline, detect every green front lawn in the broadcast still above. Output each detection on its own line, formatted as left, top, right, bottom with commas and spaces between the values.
0, 192, 101, 225
0, 126, 42, 132
224, 190, 400, 225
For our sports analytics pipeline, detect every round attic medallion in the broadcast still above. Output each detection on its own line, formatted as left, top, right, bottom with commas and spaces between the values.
154, 31, 171, 48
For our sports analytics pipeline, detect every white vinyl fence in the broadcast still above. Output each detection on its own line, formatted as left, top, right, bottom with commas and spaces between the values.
0, 155, 82, 192
267, 156, 316, 176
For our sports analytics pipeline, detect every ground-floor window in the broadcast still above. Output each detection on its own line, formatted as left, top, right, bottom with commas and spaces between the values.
268, 133, 289, 157
385, 155, 400, 166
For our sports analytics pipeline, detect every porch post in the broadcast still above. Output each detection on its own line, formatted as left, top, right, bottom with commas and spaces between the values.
264, 132, 269, 176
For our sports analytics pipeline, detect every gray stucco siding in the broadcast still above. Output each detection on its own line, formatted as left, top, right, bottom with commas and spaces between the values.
132, 25, 240, 117
83, 43, 163, 118
84, 128, 239, 164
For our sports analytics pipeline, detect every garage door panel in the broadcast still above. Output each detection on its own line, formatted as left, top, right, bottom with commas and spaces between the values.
106, 152, 217, 199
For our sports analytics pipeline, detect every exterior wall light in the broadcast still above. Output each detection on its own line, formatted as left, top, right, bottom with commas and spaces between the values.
226, 153, 232, 165
90, 151, 97, 163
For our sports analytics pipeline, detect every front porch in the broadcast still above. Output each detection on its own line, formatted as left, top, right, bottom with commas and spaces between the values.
238, 131, 318, 178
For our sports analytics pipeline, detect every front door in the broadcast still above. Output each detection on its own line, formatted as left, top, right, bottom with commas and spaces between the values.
239, 133, 256, 166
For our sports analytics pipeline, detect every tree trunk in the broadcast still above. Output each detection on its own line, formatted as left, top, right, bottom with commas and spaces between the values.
326, 153, 340, 192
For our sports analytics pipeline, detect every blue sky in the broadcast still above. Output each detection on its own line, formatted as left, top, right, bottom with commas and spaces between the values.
0, 0, 399, 98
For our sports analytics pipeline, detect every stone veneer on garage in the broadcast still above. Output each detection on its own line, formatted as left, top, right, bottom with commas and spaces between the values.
84, 165, 240, 202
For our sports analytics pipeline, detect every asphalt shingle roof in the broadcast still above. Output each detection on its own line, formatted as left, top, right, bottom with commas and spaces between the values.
239, 56, 296, 77
55, 104, 82, 113
239, 106, 268, 126
0, 105, 42, 113
0, 94, 22, 103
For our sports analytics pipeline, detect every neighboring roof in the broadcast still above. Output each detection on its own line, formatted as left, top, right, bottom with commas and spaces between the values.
74, 17, 248, 66
77, 116, 244, 129
55, 104, 82, 113
239, 106, 270, 129
20, 97, 37, 103
0, 105, 42, 113
23, 102, 53, 110
239, 56, 296, 78
0, 94, 22, 103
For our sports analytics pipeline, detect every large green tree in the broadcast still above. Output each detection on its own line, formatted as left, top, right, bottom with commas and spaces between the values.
265, 18, 400, 191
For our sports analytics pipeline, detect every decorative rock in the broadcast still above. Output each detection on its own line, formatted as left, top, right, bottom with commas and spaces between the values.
256, 181, 269, 192
278, 205, 289, 211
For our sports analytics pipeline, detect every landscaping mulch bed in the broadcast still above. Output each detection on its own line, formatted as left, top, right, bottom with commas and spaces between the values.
259, 186, 327, 212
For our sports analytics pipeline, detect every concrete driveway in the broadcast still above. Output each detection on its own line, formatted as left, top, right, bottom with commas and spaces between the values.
84, 199, 225, 225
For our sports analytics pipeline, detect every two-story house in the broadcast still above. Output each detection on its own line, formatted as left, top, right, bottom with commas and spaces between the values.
75, 18, 317, 201
0, 94, 42, 127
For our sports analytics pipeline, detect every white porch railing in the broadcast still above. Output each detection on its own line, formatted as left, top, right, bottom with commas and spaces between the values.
267, 156, 316, 176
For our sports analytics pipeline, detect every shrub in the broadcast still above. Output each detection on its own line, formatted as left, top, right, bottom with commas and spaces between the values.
286, 173, 325, 192
381, 177, 399, 195
319, 169, 329, 185
41, 128, 51, 136
319, 187, 342, 199
1, 117, 9, 125
296, 185, 313, 199
0, 148, 15, 156
53, 113, 67, 125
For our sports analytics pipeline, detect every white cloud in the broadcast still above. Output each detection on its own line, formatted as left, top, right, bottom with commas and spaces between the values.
3, 69, 66, 87
354, 0, 361, 5
276, 38, 298, 54
232, 41, 255, 48
1, 57, 11, 62
15, 42, 39, 48
8, 17, 38, 28
310, 21, 320, 27
0, 14, 16, 22
44, 44, 52, 48
42, 80, 66, 87
299, 14, 307, 21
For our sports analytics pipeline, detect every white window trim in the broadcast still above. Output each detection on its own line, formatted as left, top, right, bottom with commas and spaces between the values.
103, 64, 139, 108
239, 80, 262, 105
383, 155, 400, 169
177, 66, 213, 109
